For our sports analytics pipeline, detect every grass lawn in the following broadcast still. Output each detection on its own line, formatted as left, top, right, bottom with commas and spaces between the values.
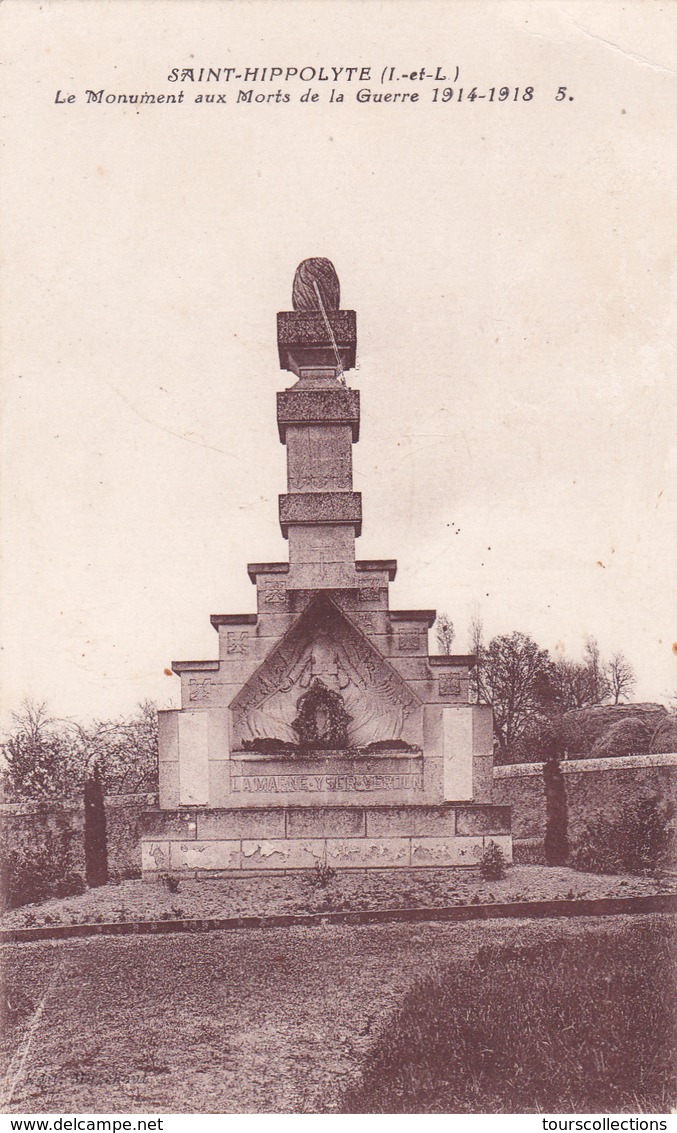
340, 917, 677, 1113
1, 913, 673, 1113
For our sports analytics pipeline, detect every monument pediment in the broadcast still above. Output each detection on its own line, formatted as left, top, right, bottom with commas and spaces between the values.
230, 594, 422, 752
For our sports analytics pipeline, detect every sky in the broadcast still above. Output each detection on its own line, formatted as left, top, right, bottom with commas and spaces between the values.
1, 0, 675, 728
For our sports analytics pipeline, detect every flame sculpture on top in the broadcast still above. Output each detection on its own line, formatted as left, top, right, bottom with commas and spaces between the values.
292, 257, 341, 312
277, 257, 355, 377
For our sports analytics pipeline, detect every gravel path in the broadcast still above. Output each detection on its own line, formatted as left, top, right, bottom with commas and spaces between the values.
2, 865, 670, 931
2, 912, 670, 1113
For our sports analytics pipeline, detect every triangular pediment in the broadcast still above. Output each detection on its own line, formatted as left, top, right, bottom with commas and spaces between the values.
230, 594, 422, 750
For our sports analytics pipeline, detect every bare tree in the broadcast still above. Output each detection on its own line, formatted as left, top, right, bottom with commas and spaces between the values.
481, 631, 555, 759
1, 699, 79, 799
551, 658, 590, 710
435, 614, 455, 654
468, 606, 488, 704
584, 636, 610, 704
606, 650, 636, 704
65, 700, 159, 794
1, 699, 158, 800
552, 655, 605, 710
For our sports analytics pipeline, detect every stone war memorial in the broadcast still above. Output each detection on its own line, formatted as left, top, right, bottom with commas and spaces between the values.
141, 259, 512, 877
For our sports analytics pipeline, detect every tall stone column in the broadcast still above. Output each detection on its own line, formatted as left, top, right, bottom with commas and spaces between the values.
276, 259, 361, 590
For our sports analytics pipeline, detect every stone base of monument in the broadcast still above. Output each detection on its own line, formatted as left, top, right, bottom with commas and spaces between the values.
140, 803, 512, 877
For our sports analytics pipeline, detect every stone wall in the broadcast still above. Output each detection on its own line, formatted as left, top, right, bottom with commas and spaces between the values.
0, 795, 157, 878
493, 753, 677, 852
2, 795, 511, 879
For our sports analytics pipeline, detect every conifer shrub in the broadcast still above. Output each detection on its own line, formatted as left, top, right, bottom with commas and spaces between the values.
572, 797, 675, 875
543, 756, 569, 865
479, 840, 508, 881
84, 766, 108, 888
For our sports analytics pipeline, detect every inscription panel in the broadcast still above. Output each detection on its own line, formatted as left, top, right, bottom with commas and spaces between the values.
443, 706, 474, 801
231, 772, 423, 794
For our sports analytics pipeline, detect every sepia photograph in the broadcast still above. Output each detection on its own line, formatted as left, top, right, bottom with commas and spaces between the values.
1, 0, 676, 1120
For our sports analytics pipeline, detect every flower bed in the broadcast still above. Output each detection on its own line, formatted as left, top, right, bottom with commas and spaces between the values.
1, 864, 671, 931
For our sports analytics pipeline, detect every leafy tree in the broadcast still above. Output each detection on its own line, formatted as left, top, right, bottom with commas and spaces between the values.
591, 716, 654, 758
464, 614, 640, 760
649, 714, 677, 754
606, 650, 636, 705
550, 639, 613, 711
516, 711, 565, 762
435, 614, 455, 654
546, 640, 641, 717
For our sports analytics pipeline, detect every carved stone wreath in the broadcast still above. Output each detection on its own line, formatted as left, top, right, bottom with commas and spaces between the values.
291, 678, 353, 749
